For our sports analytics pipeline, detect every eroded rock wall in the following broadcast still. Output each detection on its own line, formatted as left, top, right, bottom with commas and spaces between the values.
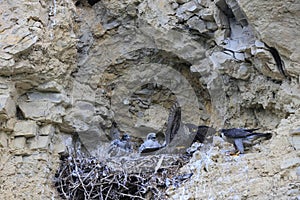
0, 0, 76, 198
0, 0, 299, 199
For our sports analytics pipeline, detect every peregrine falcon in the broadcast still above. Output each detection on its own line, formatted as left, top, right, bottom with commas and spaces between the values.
139, 132, 162, 153
153, 102, 216, 155
220, 128, 272, 154
110, 133, 132, 153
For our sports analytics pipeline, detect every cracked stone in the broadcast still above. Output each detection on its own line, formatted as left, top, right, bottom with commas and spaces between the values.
14, 121, 38, 138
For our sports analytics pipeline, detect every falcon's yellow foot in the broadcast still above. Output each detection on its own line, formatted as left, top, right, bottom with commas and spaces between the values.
225, 151, 236, 156
225, 150, 240, 156
230, 151, 240, 156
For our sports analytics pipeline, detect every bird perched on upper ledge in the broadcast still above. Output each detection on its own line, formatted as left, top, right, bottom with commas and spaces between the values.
219, 128, 272, 155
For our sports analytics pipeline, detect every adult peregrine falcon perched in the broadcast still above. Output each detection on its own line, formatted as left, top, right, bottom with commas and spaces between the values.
139, 132, 162, 153
220, 128, 272, 154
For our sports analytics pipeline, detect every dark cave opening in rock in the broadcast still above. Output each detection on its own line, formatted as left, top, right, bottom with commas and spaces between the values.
96, 48, 212, 144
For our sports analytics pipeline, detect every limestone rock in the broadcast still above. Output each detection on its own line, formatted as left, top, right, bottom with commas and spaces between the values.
28, 136, 51, 150
223, 23, 256, 52
134, 104, 169, 137
213, 4, 230, 29
206, 21, 218, 31
26, 92, 69, 104
137, 0, 177, 28
40, 125, 55, 136
0, 52, 13, 61
0, 132, 8, 147
63, 101, 95, 132
1, 25, 38, 55
198, 7, 215, 21
281, 157, 300, 170
296, 167, 300, 180
52, 134, 66, 154
209, 52, 251, 80
71, 81, 96, 102
12, 136, 27, 149
36, 81, 64, 93
14, 121, 38, 138
289, 128, 300, 150
78, 126, 108, 155
187, 16, 207, 33
0, 57, 15, 75
1, 118, 17, 132
0, 95, 16, 119
214, 29, 230, 45
176, 1, 201, 21
225, 0, 248, 26
18, 101, 65, 123
238, 1, 300, 69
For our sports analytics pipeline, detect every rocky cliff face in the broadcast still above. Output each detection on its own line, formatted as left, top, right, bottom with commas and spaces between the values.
0, 0, 299, 199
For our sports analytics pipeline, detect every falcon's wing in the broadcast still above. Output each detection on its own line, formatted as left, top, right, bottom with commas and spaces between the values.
165, 102, 181, 145
222, 128, 253, 138
242, 128, 260, 133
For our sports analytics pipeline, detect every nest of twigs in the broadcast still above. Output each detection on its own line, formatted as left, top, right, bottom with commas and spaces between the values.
54, 150, 192, 200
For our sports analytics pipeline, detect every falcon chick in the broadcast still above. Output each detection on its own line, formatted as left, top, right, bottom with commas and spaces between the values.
220, 128, 272, 154
139, 132, 162, 153
110, 133, 132, 153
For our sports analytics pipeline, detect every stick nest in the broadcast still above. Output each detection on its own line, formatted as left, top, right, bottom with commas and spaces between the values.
54, 150, 192, 200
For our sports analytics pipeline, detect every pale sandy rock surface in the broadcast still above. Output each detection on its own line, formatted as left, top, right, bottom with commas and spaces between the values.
0, 0, 299, 199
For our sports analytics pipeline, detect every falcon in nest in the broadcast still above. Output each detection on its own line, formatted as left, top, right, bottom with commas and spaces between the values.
110, 133, 132, 153
139, 132, 162, 153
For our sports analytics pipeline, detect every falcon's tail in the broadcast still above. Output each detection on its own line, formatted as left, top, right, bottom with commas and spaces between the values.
251, 132, 272, 140
243, 132, 272, 147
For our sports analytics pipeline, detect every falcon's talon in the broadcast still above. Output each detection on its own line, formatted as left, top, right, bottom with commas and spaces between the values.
225, 150, 235, 156
229, 151, 240, 156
